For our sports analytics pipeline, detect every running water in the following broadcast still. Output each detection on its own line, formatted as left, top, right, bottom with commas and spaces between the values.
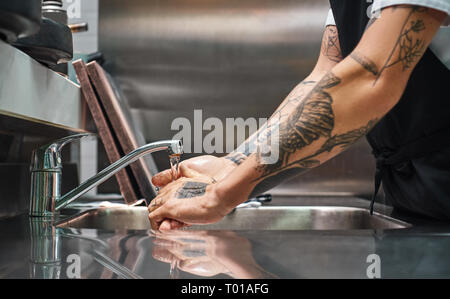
169, 154, 181, 182
169, 153, 182, 279
169, 259, 180, 279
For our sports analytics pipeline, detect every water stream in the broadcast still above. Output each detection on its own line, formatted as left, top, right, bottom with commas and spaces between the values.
168, 153, 181, 279
169, 154, 181, 182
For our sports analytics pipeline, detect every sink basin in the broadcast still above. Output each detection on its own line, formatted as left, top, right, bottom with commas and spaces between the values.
56, 206, 410, 231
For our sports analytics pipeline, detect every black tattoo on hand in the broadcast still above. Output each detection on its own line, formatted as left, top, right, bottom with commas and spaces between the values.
176, 182, 208, 198
150, 197, 164, 209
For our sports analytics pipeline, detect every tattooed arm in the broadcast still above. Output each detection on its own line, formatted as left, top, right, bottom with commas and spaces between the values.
225, 25, 344, 167
149, 6, 445, 229
215, 6, 446, 206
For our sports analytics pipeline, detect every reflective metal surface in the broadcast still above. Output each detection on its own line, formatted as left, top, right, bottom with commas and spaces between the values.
29, 218, 62, 279
30, 135, 183, 216
56, 206, 409, 231
99, 0, 328, 117
3, 196, 450, 279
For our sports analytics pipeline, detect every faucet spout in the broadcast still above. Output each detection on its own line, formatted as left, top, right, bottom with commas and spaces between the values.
29, 136, 183, 217
55, 140, 182, 211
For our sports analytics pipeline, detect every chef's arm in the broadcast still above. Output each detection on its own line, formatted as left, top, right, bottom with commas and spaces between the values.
224, 25, 344, 166
216, 5, 447, 207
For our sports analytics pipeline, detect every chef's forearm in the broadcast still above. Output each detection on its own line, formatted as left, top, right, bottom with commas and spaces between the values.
224, 77, 319, 166
217, 64, 389, 206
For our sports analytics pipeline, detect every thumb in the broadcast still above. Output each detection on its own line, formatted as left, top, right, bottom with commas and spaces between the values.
149, 205, 176, 230
160, 219, 188, 231
152, 163, 199, 187
152, 169, 176, 187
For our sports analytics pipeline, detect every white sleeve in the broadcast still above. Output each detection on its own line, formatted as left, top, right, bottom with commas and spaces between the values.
325, 8, 336, 27
371, 0, 450, 26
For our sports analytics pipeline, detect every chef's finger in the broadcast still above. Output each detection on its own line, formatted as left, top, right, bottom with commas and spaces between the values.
151, 168, 179, 187
149, 204, 174, 230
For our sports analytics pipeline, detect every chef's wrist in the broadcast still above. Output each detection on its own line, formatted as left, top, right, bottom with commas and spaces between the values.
214, 156, 239, 181
212, 173, 254, 214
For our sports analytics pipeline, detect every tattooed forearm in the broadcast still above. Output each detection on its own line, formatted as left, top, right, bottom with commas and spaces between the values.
254, 117, 379, 182
227, 80, 317, 166
350, 52, 379, 76
226, 133, 257, 166
256, 72, 340, 177
225, 152, 248, 166
374, 6, 427, 84
253, 70, 379, 183
176, 182, 208, 198
318, 118, 378, 153
322, 26, 343, 63
250, 168, 308, 198
271, 80, 317, 119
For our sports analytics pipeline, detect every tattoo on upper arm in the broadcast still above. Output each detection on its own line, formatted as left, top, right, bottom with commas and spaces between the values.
350, 52, 379, 76
176, 182, 208, 198
322, 26, 343, 63
353, 6, 428, 85
374, 6, 428, 84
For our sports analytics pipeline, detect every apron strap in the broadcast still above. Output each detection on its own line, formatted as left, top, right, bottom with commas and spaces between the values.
370, 126, 450, 214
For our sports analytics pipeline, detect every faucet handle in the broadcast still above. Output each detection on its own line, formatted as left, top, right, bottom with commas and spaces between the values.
31, 133, 96, 172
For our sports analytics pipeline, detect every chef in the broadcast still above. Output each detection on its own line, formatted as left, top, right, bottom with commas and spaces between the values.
149, 0, 450, 230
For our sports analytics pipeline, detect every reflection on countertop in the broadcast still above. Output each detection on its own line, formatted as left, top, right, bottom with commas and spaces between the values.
1, 196, 450, 279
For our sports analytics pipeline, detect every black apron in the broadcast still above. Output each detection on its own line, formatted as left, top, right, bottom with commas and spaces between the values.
329, 0, 450, 220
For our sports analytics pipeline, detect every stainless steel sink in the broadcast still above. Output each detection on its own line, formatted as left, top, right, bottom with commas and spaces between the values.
56, 206, 410, 231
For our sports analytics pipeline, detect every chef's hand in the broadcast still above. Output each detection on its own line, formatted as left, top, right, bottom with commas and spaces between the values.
148, 176, 234, 231
149, 153, 257, 230
151, 155, 236, 188
149, 162, 230, 230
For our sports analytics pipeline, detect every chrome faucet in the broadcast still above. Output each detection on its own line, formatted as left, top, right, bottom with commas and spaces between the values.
29, 133, 183, 217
